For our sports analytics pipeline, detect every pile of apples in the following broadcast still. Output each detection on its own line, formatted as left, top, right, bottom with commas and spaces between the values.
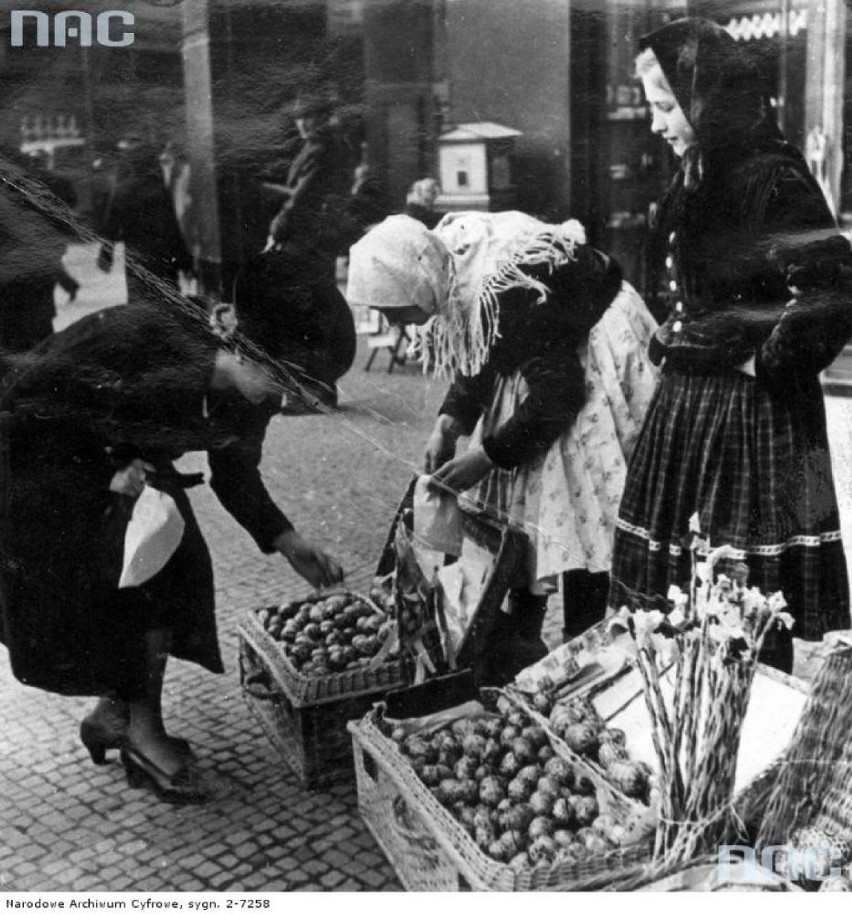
257, 589, 398, 675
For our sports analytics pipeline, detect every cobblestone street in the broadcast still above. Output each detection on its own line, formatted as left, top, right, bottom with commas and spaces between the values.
2, 245, 852, 891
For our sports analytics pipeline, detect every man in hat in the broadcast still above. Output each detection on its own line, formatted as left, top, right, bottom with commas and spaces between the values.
255, 90, 366, 410
263, 91, 358, 272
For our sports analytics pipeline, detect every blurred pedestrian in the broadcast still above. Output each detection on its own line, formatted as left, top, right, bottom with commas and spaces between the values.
259, 91, 373, 409
404, 178, 442, 229
0, 297, 344, 803
25, 149, 80, 302
264, 92, 362, 272
159, 140, 195, 262
97, 135, 194, 304
0, 149, 78, 352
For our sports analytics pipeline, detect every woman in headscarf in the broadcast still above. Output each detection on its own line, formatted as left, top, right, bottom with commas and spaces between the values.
609, 18, 852, 671
347, 212, 658, 683
0, 298, 343, 803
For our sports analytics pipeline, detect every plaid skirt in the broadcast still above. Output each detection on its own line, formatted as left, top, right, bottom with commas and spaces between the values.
610, 366, 850, 639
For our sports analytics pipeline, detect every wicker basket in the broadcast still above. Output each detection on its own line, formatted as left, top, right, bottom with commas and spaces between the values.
757, 644, 852, 850
239, 596, 407, 707
493, 686, 656, 842
348, 711, 654, 891
510, 624, 809, 813
238, 602, 409, 788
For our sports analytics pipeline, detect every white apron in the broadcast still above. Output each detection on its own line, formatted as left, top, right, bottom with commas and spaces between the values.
459, 282, 659, 592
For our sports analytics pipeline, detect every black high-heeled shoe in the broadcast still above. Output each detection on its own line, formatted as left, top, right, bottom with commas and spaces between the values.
120, 744, 210, 805
80, 714, 195, 766
80, 718, 120, 766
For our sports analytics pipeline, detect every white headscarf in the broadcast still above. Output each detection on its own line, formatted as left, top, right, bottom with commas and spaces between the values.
346, 210, 587, 376
346, 214, 451, 317
428, 211, 586, 376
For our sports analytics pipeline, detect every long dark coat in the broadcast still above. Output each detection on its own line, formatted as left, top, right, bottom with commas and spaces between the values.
0, 304, 291, 697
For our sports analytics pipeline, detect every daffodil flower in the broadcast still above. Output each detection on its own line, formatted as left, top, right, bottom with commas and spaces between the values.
632, 609, 666, 647
668, 606, 687, 629
775, 610, 795, 631
767, 592, 788, 613
692, 535, 711, 555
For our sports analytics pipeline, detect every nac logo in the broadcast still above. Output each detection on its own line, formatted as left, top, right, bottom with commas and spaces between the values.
10, 10, 135, 48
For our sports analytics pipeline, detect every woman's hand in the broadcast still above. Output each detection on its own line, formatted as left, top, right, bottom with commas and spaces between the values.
428, 447, 494, 495
274, 529, 344, 589
655, 312, 680, 348
109, 459, 155, 498
424, 415, 464, 473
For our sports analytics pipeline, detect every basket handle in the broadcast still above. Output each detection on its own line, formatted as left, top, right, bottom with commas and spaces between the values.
239, 646, 284, 701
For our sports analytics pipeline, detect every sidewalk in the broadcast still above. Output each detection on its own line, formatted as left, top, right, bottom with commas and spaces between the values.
0, 346, 449, 892
0, 247, 849, 890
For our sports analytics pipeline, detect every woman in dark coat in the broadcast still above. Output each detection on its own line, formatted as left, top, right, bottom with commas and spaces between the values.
609, 18, 852, 671
0, 300, 343, 802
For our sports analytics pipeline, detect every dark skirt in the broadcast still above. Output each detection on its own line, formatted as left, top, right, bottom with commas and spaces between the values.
1, 475, 221, 699
610, 366, 850, 640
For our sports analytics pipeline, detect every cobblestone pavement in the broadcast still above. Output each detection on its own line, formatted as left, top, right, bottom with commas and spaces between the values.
1, 246, 850, 891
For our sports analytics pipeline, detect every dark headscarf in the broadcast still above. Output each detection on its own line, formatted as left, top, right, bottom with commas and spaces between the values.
640, 18, 801, 303
639, 18, 772, 166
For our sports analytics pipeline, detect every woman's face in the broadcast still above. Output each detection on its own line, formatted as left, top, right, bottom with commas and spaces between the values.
641, 62, 696, 158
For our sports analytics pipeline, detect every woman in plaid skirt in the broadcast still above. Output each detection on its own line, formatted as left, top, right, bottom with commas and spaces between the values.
609, 18, 852, 671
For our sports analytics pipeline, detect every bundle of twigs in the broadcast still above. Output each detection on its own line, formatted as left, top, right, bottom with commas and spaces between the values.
611, 519, 794, 871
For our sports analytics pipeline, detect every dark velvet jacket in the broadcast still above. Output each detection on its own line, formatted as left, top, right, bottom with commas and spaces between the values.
641, 19, 852, 380
438, 246, 623, 469
647, 137, 852, 381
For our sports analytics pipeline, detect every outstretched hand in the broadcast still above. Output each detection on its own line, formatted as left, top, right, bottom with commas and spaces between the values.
274, 529, 344, 590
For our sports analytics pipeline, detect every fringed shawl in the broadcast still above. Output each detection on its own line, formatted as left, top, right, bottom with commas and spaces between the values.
416, 211, 587, 377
